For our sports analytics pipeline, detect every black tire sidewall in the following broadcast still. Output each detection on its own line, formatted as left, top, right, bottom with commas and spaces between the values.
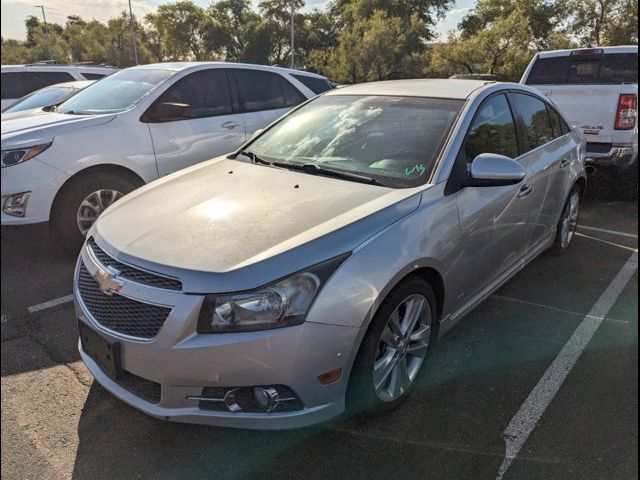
550, 185, 582, 255
52, 173, 138, 247
346, 276, 437, 416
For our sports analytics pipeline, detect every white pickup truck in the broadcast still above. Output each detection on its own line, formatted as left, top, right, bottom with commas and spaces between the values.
521, 46, 638, 174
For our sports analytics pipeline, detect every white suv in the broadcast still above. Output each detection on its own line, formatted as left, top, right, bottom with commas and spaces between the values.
1, 64, 118, 110
1, 62, 333, 243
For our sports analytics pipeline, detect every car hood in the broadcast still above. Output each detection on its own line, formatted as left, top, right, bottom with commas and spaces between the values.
1, 110, 115, 149
93, 158, 422, 293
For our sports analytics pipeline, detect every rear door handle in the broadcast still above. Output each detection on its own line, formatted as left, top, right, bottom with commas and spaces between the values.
517, 184, 533, 197
221, 121, 242, 129
560, 157, 570, 168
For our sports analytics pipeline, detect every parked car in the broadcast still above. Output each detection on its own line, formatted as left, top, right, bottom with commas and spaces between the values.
521, 46, 638, 174
1, 80, 95, 115
1, 62, 333, 243
74, 79, 586, 429
1, 64, 116, 110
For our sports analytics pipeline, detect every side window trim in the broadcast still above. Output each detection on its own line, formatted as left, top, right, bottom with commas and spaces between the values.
141, 68, 234, 123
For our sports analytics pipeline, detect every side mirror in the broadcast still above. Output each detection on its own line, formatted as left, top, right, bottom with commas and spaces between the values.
466, 153, 525, 187
143, 102, 190, 123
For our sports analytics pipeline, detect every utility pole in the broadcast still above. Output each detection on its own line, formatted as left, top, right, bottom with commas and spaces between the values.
128, 0, 139, 65
35, 5, 53, 61
290, 0, 295, 69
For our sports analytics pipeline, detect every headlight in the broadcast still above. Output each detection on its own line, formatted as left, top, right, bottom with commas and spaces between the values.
1, 143, 51, 168
198, 253, 350, 333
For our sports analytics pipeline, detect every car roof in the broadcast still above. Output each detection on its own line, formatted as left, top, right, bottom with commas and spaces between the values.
133, 61, 329, 79
537, 45, 638, 58
1, 64, 117, 72
324, 79, 493, 99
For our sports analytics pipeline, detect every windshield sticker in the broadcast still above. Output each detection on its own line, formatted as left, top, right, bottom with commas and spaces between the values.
405, 164, 426, 176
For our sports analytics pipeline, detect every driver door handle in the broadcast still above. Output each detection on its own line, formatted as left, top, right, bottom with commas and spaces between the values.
517, 183, 533, 198
221, 121, 242, 129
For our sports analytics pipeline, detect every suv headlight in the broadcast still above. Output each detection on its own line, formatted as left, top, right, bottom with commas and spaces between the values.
1, 143, 51, 168
197, 253, 350, 333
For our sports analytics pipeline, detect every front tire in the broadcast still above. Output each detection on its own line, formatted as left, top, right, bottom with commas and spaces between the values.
51, 173, 140, 249
347, 276, 437, 415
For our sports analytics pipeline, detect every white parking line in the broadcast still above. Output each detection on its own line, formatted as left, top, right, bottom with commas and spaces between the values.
575, 232, 639, 252
578, 225, 638, 239
496, 251, 638, 480
27, 294, 74, 314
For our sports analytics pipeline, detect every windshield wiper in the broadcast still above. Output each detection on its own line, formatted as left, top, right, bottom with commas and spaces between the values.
271, 162, 385, 187
232, 150, 271, 165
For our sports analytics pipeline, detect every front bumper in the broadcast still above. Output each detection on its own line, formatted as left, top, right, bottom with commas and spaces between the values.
74, 243, 361, 429
585, 145, 638, 169
0, 158, 69, 225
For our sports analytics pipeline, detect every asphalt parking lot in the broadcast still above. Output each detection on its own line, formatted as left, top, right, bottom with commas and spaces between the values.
1, 175, 637, 480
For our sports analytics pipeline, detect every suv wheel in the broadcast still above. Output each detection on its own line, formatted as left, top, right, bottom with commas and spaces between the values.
52, 173, 140, 248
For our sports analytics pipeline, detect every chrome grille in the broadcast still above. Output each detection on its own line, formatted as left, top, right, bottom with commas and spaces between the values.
87, 238, 182, 291
78, 262, 171, 339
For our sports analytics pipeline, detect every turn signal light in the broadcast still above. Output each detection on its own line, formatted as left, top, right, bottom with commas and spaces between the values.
317, 368, 343, 385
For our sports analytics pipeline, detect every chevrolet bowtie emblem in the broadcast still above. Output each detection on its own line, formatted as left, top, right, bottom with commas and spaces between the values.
93, 265, 124, 295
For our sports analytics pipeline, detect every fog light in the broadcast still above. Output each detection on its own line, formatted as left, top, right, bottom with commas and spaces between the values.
253, 386, 280, 412
2, 192, 30, 217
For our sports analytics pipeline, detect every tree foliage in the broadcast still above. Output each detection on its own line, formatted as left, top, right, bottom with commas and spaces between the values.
1, 0, 637, 83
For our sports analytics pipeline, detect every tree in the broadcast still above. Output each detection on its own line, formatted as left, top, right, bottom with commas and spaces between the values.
561, 0, 638, 45
148, 1, 214, 61
430, 9, 536, 80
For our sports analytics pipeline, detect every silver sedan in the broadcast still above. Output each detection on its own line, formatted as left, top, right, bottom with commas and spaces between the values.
74, 79, 586, 429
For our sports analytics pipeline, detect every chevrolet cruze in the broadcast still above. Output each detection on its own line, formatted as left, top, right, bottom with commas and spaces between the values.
74, 79, 586, 429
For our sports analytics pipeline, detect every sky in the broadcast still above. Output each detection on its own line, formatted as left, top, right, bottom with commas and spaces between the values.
0, 0, 474, 42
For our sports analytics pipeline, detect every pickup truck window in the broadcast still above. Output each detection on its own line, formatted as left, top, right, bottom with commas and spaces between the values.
526, 53, 638, 85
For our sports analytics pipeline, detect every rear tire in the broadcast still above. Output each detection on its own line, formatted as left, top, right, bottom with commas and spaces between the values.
549, 185, 582, 255
346, 276, 438, 416
51, 173, 140, 250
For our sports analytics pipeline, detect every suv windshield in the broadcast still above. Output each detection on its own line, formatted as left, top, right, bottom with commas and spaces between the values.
58, 69, 172, 115
4, 86, 73, 113
246, 95, 463, 188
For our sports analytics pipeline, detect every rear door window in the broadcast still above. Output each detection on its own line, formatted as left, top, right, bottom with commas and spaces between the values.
232, 70, 303, 112
512, 93, 555, 152
464, 94, 519, 161
24, 71, 75, 94
81, 73, 108, 80
290, 74, 333, 94
546, 106, 564, 138
1, 72, 26, 99
526, 52, 638, 85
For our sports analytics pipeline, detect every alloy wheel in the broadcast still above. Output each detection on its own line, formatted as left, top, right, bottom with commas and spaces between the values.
372, 294, 432, 402
76, 189, 123, 236
560, 190, 580, 249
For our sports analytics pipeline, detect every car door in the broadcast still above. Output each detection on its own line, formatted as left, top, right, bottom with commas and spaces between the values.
144, 69, 246, 177
452, 93, 538, 301
509, 92, 572, 248
229, 69, 306, 138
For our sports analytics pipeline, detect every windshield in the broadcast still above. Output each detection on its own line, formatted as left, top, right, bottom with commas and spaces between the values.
4, 86, 72, 113
247, 95, 463, 188
58, 69, 173, 115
